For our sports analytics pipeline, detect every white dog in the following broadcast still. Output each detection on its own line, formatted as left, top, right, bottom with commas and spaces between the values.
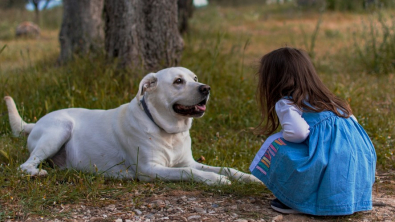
5, 67, 259, 185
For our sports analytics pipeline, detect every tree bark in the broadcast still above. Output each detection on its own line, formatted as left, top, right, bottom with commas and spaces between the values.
0, 0, 26, 9
58, 0, 104, 63
43, 0, 52, 10
104, 0, 141, 69
104, 0, 184, 70
177, 0, 194, 34
32, 0, 40, 25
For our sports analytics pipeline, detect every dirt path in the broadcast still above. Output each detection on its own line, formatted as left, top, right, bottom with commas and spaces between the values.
14, 171, 395, 222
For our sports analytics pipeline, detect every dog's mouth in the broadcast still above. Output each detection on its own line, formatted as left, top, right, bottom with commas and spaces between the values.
173, 98, 208, 117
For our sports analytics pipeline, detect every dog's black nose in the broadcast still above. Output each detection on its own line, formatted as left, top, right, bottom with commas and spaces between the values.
199, 85, 211, 95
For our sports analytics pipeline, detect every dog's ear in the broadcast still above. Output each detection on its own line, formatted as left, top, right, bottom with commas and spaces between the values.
137, 72, 157, 101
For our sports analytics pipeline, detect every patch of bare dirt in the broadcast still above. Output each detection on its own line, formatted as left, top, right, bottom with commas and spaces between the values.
7, 171, 395, 222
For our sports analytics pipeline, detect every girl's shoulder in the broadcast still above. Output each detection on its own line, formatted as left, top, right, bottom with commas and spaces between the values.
275, 98, 303, 115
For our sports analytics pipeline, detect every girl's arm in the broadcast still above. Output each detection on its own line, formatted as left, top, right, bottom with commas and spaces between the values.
275, 99, 310, 143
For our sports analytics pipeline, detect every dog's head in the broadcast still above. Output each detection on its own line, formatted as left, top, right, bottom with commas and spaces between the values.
136, 67, 210, 133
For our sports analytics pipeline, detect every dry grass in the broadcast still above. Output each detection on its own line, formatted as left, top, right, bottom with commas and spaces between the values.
0, 30, 59, 72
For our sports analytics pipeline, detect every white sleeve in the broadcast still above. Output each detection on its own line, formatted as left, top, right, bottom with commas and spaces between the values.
275, 99, 310, 143
350, 115, 358, 122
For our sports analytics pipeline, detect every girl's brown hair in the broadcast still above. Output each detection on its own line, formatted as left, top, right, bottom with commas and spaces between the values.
256, 47, 352, 136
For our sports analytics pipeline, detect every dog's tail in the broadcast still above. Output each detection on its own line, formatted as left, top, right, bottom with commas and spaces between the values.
4, 96, 35, 137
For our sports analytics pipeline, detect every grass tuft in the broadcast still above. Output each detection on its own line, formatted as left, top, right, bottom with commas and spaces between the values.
353, 12, 395, 74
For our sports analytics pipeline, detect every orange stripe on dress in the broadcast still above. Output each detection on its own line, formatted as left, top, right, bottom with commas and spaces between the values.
260, 158, 270, 168
258, 161, 269, 171
277, 138, 286, 145
274, 140, 282, 145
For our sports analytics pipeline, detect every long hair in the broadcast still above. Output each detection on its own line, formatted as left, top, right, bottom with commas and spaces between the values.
256, 47, 352, 136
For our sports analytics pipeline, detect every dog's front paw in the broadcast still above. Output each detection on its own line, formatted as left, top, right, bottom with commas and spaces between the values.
36, 169, 48, 176
19, 164, 48, 176
204, 175, 231, 185
242, 174, 262, 184
217, 176, 231, 185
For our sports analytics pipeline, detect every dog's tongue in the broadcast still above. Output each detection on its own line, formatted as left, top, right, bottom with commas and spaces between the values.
196, 104, 206, 111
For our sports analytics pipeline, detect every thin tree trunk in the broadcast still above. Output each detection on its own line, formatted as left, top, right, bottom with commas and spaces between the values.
178, 0, 194, 34
58, 0, 104, 63
43, 0, 52, 10
104, 0, 183, 70
32, 0, 40, 25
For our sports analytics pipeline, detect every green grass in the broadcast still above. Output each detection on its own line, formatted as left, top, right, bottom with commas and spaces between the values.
353, 12, 395, 74
0, 3, 395, 219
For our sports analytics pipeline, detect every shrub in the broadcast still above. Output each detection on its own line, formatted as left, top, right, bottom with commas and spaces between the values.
0, 22, 15, 40
297, 0, 395, 11
353, 13, 395, 74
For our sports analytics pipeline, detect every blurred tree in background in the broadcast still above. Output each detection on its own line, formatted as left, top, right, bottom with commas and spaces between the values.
104, 0, 183, 70
297, 0, 395, 11
178, 0, 194, 34
208, 0, 395, 10
0, 0, 26, 9
209, 0, 268, 6
26, 0, 51, 25
57, 0, 185, 71
59, 0, 104, 63
326, 0, 395, 11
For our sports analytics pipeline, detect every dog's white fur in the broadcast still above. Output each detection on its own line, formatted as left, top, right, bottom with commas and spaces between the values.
5, 67, 260, 185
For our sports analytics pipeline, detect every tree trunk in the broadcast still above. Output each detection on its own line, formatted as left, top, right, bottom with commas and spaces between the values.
0, 0, 26, 9
104, 0, 141, 69
32, 0, 40, 25
177, 0, 194, 34
58, 0, 104, 63
104, 0, 184, 70
43, 0, 52, 10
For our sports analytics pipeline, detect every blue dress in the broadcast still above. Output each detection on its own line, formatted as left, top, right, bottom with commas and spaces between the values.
250, 110, 376, 215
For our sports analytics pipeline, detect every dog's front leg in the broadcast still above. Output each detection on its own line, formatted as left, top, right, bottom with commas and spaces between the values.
191, 161, 261, 183
136, 164, 231, 185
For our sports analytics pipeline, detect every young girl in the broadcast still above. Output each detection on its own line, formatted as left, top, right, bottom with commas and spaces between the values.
249, 47, 376, 216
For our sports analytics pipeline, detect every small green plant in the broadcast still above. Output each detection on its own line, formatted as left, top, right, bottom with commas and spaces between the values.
326, 0, 395, 11
353, 12, 395, 74
300, 8, 324, 58
326, 0, 365, 11
0, 23, 15, 40
0, 44, 7, 54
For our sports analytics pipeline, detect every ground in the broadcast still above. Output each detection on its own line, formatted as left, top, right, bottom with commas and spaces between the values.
5, 171, 394, 222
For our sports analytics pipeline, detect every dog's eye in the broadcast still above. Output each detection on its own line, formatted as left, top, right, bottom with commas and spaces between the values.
194, 76, 198, 82
174, 78, 183, 84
